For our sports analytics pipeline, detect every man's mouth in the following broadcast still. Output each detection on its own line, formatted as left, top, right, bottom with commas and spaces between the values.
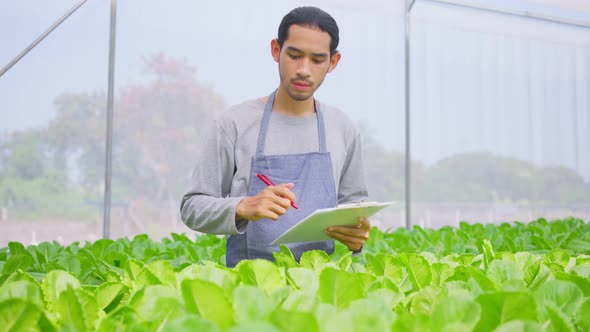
293, 81, 311, 90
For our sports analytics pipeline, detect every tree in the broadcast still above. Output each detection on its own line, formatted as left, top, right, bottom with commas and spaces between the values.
3, 130, 45, 180
412, 152, 590, 203
45, 54, 227, 223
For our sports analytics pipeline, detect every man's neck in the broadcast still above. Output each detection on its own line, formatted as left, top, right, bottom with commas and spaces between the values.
271, 86, 315, 117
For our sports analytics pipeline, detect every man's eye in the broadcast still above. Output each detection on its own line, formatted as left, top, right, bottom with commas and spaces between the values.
313, 59, 325, 64
289, 54, 301, 59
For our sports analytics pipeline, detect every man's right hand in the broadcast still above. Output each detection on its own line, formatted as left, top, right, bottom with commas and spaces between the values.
236, 183, 296, 221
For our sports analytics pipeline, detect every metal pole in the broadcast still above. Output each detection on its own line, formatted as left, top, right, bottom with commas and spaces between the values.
404, 0, 416, 230
0, 0, 88, 78
104, 0, 118, 239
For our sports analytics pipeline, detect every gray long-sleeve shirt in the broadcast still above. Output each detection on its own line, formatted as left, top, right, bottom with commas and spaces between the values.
180, 98, 368, 235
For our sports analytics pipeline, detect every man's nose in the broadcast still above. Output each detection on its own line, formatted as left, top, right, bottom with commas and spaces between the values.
296, 59, 311, 78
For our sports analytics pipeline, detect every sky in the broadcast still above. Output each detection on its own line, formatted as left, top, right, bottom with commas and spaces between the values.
2, 0, 588, 130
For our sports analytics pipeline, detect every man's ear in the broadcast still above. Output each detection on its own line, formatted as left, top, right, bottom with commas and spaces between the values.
327, 51, 341, 73
271, 39, 281, 62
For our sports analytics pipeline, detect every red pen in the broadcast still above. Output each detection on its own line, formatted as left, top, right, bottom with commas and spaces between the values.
256, 173, 299, 209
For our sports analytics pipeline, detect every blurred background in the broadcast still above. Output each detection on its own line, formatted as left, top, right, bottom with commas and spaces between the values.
1, 0, 589, 246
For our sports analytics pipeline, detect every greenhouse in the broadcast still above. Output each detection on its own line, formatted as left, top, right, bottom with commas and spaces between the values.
1, 0, 589, 331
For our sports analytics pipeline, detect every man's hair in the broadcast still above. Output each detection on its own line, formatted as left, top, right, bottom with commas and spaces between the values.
277, 6, 339, 55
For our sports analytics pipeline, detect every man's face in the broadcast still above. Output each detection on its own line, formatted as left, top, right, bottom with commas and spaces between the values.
272, 24, 341, 102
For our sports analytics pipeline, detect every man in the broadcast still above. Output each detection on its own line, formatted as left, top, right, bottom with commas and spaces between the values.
180, 6, 370, 267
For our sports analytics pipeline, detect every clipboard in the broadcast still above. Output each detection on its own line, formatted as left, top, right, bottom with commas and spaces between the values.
271, 201, 395, 245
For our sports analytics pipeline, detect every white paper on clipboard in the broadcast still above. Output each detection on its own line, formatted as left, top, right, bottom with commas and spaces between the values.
271, 201, 395, 245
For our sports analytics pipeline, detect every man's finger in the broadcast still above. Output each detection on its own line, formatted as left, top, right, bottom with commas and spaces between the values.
270, 185, 296, 202
269, 195, 292, 209
327, 226, 369, 239
325, 230, 363, 250
356, 217, 371, 230
327, 227, 369, 243
267, 203, 287, 216
259, 210, 279, 221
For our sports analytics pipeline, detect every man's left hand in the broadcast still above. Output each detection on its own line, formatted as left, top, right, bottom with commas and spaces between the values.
324, 217, 370, 251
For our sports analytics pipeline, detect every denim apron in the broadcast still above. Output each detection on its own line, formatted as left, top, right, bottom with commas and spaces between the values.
226, 91, 338, 267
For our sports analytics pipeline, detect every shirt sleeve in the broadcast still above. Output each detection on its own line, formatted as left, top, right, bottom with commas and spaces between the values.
338, 128, 369, 204
180, 119, 248, 235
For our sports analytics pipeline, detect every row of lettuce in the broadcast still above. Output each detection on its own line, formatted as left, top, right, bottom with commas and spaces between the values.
1, 217, 589, 331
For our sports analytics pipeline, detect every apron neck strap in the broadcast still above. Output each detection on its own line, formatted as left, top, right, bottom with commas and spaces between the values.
256, 90, 327, 155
